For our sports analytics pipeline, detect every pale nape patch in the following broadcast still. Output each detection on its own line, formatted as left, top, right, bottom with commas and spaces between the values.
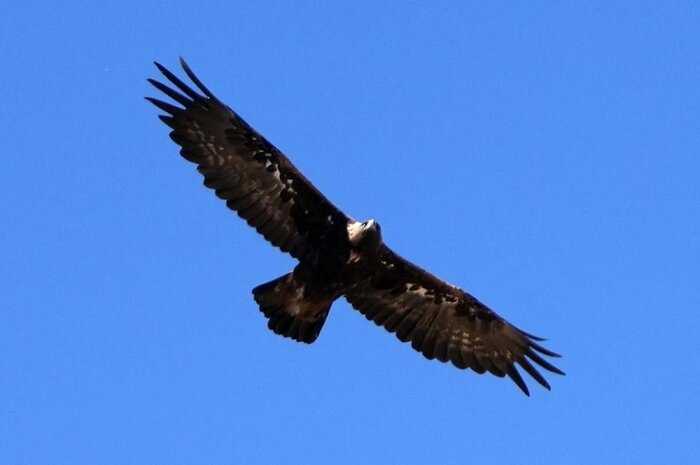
346, 220, 366, 245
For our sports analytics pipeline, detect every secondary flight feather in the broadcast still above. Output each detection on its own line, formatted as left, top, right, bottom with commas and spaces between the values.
147, 58, 564, 395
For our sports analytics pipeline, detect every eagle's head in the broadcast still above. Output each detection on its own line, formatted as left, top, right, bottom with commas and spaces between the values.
347, 219, 382, 249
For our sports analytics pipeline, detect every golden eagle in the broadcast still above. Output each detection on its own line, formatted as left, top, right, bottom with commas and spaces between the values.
147, 59, 563, 395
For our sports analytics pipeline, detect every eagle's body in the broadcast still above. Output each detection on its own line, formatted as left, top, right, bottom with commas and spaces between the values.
148, 59, 563, 395
253, 220, 382, 343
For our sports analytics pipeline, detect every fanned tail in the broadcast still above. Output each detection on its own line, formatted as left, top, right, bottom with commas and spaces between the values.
253, 273, 334, 343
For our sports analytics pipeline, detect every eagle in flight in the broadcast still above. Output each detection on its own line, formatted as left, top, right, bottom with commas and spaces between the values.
147, 58, 563, 395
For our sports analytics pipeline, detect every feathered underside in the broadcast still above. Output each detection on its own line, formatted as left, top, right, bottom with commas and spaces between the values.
147, 58, 563, 395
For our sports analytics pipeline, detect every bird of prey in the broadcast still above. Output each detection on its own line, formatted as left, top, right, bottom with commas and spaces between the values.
147, 58, 563, 395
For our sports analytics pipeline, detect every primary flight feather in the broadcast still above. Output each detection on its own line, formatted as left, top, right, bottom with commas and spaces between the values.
147, 58, 564, 395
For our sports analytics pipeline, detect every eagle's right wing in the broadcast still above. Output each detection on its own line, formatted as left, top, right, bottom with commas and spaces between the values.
344, 246, 564, 395
147, 59, 350, 261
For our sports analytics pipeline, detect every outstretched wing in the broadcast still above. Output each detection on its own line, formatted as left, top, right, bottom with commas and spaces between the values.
147, 58, 349, 261
344, 246, 564, 395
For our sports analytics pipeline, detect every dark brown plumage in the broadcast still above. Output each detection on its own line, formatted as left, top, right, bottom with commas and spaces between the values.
147, 58, 564, 395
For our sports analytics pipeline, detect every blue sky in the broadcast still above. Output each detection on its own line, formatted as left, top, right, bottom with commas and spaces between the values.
2, 1, 699, 463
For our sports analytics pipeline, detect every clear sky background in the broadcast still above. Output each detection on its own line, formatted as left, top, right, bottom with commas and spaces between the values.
2, 1, 699, 463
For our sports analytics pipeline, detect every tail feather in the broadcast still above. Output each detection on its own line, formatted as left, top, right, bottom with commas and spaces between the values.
252, 273, 334, 343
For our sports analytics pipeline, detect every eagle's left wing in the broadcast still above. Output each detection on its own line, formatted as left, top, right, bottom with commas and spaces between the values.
344, 246, 564, 395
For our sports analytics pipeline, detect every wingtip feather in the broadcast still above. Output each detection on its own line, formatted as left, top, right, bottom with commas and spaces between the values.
525, 348, 565, 376
531, 341, 562, 358
145, 96, 181, 114
147, 78, 192, 107
154, 61, 169, 75
153, 62, 204, 102
179, 57, 216, 99
506, 366, 530, 396
517, 357, 551, 390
